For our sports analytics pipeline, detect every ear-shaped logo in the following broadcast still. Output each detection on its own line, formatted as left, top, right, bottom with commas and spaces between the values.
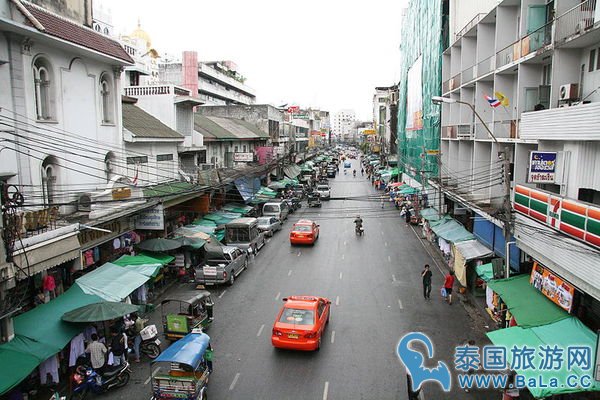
396, 332, 452, 392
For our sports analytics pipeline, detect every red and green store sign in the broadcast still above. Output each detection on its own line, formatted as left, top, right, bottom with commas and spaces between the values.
514, 185, 600, 249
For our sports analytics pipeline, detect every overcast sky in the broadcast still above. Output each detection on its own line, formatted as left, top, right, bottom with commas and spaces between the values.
98, 0, 407, 120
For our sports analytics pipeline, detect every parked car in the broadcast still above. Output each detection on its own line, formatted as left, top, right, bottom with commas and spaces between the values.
224, 217, 266, 254
262, 201, 290, 221
316, 184, 330, 200
257, 216, 283, 237
194, 245, 248, 286
290, 219, 320, 245
271, 295, 331, 351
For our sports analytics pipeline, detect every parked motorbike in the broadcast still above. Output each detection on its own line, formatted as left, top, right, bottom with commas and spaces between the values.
71, 362, 131, 399
126, 324, 162, 360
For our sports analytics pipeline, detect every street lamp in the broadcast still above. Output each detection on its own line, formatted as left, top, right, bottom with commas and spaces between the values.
432, 96, 513, 278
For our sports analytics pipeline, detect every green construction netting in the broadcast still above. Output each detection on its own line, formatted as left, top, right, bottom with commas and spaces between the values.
475, 263, 494, 282
487, 317, 600, 398
430, 219, 474, 243
397, 0, 441, 181
487, 275, 570, 328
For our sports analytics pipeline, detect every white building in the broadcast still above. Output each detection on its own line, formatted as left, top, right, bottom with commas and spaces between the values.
159, 52, 256, 106
373, 86, 398, 155
441, 0, 600, 329
331, 109, 356, 142
0, 0, 133, 339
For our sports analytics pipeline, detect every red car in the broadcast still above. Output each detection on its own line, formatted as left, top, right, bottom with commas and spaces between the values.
289, 219, 320, 245
271, 296, 331, 351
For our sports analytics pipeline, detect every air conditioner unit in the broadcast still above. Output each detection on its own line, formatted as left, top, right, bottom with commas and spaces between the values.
77, 194, 91, 212
559, 84, 579, 101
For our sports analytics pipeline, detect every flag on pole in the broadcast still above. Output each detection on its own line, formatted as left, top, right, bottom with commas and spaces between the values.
494, 91, 510, 107
485, 95, 501, 108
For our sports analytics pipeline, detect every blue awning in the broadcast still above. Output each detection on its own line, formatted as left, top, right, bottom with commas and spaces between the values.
234, 176, 261, 202
153, 332, 210, 370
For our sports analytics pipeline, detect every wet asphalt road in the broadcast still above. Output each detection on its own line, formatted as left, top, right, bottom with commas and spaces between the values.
116, 158, 496, 400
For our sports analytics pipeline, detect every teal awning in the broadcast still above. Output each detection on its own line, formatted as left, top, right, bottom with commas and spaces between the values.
487, 275, 570, 328
76, 262, 151, 302
420, 208, 443, 222
222, 203, 253, 215
283, 164, 302, 179
430, 219, 475, 243
113, 252, 174, 267
487, 317, 600, 398
475, 263, 494, 282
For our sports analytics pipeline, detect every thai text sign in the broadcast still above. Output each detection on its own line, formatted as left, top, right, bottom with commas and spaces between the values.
135, 205, 165, 230
233, 152, 254, 162
530, 261, 575, 313
528, 151, 557, 183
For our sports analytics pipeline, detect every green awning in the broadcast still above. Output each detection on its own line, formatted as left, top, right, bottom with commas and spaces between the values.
175, 236, 206, 250
76, 262, 151, 302
283, 164, 302, 179
113, 252, 174, 267
0, 344, 43, 394
487, 275, 570, 328
475, 263, 494, 282
430, 219, 475, 243
400, 186, 418, 195
222, 203, 253, 215
420, 208, 443, 222
203, 213, 234, 225
256, 187, 277, 198
192, 218, 217, 227
487, 317, 600, 398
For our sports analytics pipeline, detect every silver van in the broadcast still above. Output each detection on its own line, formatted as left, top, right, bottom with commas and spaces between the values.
224, 217, 266, 254
262, 201, 290, 221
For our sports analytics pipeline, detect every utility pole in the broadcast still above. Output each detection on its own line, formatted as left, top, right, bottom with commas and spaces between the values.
432, 97, 513, 276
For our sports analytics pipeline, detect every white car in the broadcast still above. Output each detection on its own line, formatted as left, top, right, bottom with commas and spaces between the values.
316, 184, 330, 200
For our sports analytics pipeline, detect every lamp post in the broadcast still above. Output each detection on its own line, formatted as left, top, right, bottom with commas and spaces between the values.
432, 96, 513, 278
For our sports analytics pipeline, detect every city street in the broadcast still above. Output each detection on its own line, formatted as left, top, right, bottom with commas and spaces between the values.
118, 159, 494, 400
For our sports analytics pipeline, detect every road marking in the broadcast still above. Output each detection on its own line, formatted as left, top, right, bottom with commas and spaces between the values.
392, 274, 397, 282
297, 251, 301, 257
288, 269, 292, 276
335, 296, 340, 306
339, 272, 343, 280
257, 324, 265, 337
331, 330, 336, 344
144, 367, 161, 385
385, 242, 388, 247
323, 381, 329, 400
388, 255, 391, 263
381, 231, 384, 235
343, 241, 347, 246
398, 299, 404, 310
229, 373, 240, 391
218, 290, 227, 299
275, 292, 281, 300
341, 254, 345, 260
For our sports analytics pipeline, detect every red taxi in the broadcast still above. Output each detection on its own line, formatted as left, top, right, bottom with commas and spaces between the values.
271, 296, 331, 351
289, 219, 319, 245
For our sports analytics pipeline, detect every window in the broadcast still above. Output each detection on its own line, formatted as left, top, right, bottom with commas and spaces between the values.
126, 156, 148, 164
100, 73, 114, 123
589, 49, 596, 72
157, 154, 174, 162
234, 146, 239, 152
597, 48, 600, 71
243, 145, 247, 152
279, 308, 314, 325
33, 57, 54, 120
42, 156, 58, 205
104, 152, 116, 182
578, 188, 600, 206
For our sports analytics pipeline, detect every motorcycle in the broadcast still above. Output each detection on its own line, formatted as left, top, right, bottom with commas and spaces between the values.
355, 225, 364, 236
71, 362, 131, 399
126, 325, 162, 360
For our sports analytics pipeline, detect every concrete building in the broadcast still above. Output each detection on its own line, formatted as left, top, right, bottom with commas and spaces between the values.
159, 52, 256, 106
373, 85, 399, 155
331, 109, 356, 142
118, 22, 161, 86
0, 0, 133, 340
440, 0, 600, 332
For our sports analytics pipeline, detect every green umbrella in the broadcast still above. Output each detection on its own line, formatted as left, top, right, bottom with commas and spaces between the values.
137, 237, 182, 252
62, 301, 140, 322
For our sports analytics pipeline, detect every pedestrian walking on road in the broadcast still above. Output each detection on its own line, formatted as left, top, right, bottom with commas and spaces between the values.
443, 270, 455, 305
422, 265, 432, 299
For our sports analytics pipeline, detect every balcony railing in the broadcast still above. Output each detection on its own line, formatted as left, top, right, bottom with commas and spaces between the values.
496, 42, 516, 69
521, 22, 553, 56
476, 55, 495, 77
555, 0, 597, 45
442, 79, 451, 94
493, 120, 518, 139
456, 13, 487, 41
442, 126, 457, 139
461, 65, 475, 83
124, 85, 190, 97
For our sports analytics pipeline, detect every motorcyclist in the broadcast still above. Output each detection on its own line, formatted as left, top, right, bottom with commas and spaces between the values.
353, 169, 356, 177
354, 215, 363, 230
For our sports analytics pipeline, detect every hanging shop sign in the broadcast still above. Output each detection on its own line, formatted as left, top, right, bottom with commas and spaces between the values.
135, 204, 165, 230
514, 185, 600, 249
233, 152, 254, 162
363, 129, 376, 135
530, 261, 575, 313
79, 218, 134, 249
528, 151, 557, 183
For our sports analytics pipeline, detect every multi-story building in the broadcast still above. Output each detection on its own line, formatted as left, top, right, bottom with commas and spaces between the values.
331, 109, 356, 142
373, 85, 399, 155
159, 51, 256, 106
440, 0, 600, 333
0, 0, 133, 340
